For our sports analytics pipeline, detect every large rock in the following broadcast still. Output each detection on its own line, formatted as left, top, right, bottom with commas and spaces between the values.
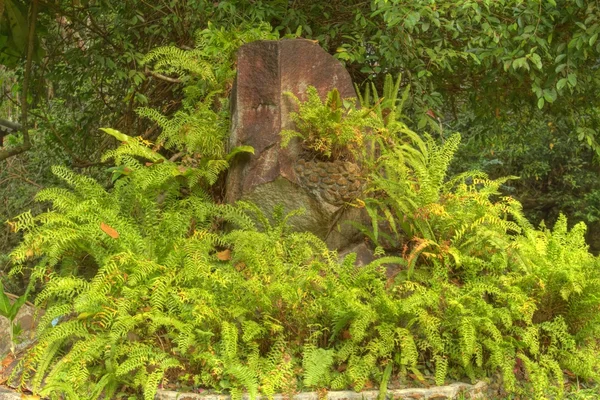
226, 39, 366, 251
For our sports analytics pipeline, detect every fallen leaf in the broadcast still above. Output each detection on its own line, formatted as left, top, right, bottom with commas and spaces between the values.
1, 354, 14, 369
234, 262, 246, 271
6, 221, 16, 232
216, 249, 231, 261
100, 222, 119, 239
564, 369, 576, 377
1, 354, 14, 381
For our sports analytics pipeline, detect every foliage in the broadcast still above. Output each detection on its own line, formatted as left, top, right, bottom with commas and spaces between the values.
280, 74, 410, 165
7, 133, 399, 398
280, 87, 372, 159
356, 73, 409, 130
0, 280, 29, 355
143, 22, 278, 100
7, 85, 600, 399
357, 113, 600, 398
135, 23, 276, 184
449, 107, 600, 252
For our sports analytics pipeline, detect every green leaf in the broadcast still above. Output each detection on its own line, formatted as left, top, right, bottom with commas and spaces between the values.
0, 281, 28, 321
4, 0, 28, 52
513, 57, 530, 71
543, 89, 557, 103
100, 127, 134, 143
556, 78, 567, 91
537, 97, 545, 109
226, 145, 254, 161
10, 290, 29, 321
529, 53, 542, 70
567, 73, 577, 87
0, 282, 12, 319
589, 33, 598, 47
405, 11, 421, 29
378, 363, 393, 400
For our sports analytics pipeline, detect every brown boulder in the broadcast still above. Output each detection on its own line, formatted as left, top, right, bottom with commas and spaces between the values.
226, 39, 367, 251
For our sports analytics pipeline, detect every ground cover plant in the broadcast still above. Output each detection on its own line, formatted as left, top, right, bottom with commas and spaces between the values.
3, 31, 600, 398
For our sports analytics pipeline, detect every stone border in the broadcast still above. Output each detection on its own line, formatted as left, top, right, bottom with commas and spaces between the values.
0, 381, 488, 400
0, 387, 20, 400
156, 381, 488, 400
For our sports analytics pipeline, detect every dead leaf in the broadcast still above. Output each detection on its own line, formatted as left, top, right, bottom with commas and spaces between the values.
1, 354, 14, 369
216, 249, 231, 261
234, 262, 246, 271
6, 221, 16, 232
100, 222, 119, 239
21, 395, 40, 400
564, 369, 576, 378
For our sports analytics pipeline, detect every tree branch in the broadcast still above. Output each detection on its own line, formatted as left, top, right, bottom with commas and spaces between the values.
0, 119, 22, 132
0, 0, 39, 161
145, 67, 182, 83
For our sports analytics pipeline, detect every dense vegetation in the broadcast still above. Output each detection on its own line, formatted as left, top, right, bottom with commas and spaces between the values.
2, 1, 600, 399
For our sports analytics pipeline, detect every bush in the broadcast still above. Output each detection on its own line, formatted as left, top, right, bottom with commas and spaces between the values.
6, 43, 600, 400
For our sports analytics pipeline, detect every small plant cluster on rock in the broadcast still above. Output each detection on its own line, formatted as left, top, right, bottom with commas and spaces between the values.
281, 86, 373, 161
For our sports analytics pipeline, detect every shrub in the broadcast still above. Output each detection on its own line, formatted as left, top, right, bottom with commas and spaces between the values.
7, 61, 600, 400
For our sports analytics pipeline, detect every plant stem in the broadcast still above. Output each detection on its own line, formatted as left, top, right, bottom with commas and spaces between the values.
0, 0, 39, 161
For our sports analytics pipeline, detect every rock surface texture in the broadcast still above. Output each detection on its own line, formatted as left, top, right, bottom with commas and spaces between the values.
226, 39, 365, 251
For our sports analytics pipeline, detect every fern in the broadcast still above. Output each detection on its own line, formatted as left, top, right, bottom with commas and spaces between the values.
281, 86, 374, 160
302, 347, 335, 388
8, 65, 600, 400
